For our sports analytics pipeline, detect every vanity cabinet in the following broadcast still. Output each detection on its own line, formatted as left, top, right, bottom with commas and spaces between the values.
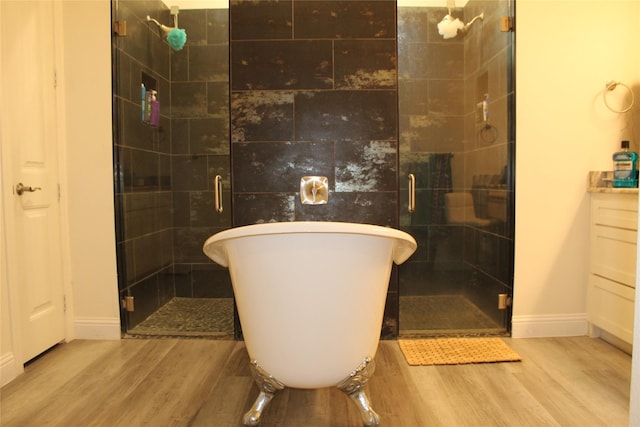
588, 192, 637, 346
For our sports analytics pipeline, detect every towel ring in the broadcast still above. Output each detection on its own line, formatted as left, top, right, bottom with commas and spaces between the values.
479, 124, 498, 144
603, 81, 634, 113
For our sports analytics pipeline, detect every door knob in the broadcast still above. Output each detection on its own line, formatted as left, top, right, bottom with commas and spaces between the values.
15, 182, 42, 196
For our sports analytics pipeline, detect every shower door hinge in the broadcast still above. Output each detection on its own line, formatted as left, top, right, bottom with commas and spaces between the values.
498, 294, 512, 310
500, 16, 514, 32
113, 20, 127, 37
122, 296, 135, 312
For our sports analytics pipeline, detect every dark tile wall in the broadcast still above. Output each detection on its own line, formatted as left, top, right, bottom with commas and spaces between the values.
113, 1, 232, 330
397, 1, 514, 329
113, 0, 514, 336
229, 0, 400, 337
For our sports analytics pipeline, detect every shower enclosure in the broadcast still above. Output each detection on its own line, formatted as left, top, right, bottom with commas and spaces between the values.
112, 1, 234, 337
111, 0, 514, 339
397, 0, 515, 336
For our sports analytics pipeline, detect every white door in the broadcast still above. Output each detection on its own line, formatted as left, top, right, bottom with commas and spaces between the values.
1, 1, 65, 362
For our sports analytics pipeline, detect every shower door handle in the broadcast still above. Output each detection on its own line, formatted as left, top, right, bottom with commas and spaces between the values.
408, 174, 416, 213
214, 175, 223, 214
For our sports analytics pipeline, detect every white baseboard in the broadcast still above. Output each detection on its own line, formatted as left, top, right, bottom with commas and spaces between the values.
511, 313, 588, 338
74, 317, 121, 340
1, 352, 20, 387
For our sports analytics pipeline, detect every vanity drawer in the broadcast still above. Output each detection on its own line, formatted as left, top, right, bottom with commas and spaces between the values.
587, 274, 635, 344
590, 225, 637, 287
591, 193, 638, 230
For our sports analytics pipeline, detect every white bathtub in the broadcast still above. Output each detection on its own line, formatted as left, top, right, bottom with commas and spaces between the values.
203, 221, 416, 426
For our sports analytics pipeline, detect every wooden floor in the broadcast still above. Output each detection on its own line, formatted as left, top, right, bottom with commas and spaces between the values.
0, 337, 631, 427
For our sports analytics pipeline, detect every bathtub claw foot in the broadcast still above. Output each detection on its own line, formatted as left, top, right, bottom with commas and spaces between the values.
243, 390, 275, 426
337, 357, 380, 426
243, 359, 285, 426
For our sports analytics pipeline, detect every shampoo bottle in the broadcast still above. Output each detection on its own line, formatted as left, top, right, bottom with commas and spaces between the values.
141, 84, 146, 122
149, 91, 160, 127
612, 140, 638, 188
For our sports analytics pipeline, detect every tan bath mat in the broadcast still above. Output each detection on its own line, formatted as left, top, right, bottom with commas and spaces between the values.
398, 337, 522, 366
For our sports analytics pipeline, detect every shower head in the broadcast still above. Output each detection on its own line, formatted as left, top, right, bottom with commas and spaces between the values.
437, 12, 484, 39
146, 15, 187, 51
146, 17, 172, 36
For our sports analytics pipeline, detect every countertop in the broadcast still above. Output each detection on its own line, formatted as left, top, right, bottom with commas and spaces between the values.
588, 171, 639, 194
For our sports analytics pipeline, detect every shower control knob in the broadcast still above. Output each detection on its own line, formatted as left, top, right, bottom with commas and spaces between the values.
15, 182, 42, 196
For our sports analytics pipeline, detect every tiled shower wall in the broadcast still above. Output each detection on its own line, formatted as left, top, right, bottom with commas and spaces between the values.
169, 9, 231, 300
397, 1, 514, 327
113, 1, 231, 329
229, 0, 400, 337
114, 0, 173, 328
461, 0, 514, 324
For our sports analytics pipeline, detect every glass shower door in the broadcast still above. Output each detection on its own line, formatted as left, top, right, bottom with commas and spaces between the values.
112, 1, 233, 337
397, 0, 514, 336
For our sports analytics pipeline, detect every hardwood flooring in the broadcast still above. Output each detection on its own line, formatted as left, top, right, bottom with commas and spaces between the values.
0, 337, 631, 426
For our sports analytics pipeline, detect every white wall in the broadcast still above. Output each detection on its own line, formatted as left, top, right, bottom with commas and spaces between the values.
60, 1, 120, 339
513, 0, 640, 337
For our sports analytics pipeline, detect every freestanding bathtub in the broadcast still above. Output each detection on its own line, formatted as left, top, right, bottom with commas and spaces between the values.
203, 222, 417, 426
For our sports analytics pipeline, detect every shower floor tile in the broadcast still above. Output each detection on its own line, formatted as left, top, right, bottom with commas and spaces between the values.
399, 295, 504, 336
126, 297, 234, 339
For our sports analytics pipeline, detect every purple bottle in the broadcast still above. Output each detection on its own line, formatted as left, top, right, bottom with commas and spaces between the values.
149, 91, 160, 127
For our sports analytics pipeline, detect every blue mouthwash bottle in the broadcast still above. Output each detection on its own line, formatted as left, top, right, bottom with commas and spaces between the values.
612, 140, 638, 188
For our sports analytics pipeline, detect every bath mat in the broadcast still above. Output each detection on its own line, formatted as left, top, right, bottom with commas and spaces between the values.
398, 337, 522, 366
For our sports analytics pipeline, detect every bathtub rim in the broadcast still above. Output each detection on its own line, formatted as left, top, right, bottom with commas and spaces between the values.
203, 221, 417, 267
